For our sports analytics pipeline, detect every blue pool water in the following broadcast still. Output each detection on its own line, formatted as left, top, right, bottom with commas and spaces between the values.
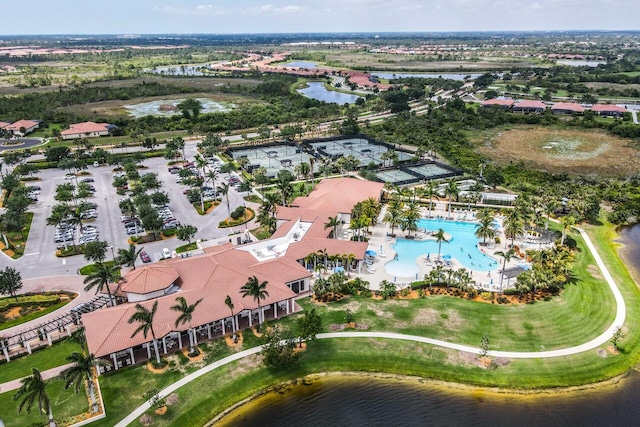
384, 219, 498, 277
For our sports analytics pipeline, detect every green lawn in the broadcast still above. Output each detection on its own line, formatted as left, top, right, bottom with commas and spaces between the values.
84, 220, 640, 426
0, 377, 89, 427
0, 340, 82, 384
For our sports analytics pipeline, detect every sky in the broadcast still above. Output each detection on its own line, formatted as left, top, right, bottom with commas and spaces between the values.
1, 0, 638, 35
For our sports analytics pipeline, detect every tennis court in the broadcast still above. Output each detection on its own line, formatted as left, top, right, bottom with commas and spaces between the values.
307, 137, 412, 166
230, 144, 316, 177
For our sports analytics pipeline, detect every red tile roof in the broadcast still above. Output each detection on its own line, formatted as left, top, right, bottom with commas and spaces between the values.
551, 102, 585, 113
119, 265, 180, 295
289, 177, 384, 213
83, 244, 305, 357
591, 104, 626, 113
481, 99, 514, 107
61, 121, 111, 136
0, 122, 10, 129
513, 100, 547, 109
5, 119, 39, 131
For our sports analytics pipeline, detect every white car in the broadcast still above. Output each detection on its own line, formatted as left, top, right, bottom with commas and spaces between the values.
162, 248, 172, 259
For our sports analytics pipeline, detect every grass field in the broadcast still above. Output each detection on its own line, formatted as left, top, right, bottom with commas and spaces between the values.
0, 377, 89, 427
472, 125, 640, 176
0, 340, 83, 384
82, 219, 640, 426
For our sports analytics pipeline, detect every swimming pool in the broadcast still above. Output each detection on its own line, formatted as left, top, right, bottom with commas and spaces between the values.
384, 219, 498, 277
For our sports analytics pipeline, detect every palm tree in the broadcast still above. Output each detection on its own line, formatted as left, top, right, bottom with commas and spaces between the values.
224, 295, 235, 333
296, 162, 311, 195
60, 352, 109, 413
560, 215, 576, 246
494, 248, 516, 293
83, 263, 122, 306
444, 179, 458, 219
324, 215, 341, 239
220, 182, 230, 215
503, 210, 525, 249
117, 244, 143, 270
434, 228, 449, 261
383, 200, 403, 237
128, 301, 162, 365
206, 169, 219, 192
400, 202, 421, 237
345, 253, 356, 277
170, 296, 203, 354
13, 368, 56, 427
475, 215, 496, 245
423, 181, 437, 218
240, 276, 269, 328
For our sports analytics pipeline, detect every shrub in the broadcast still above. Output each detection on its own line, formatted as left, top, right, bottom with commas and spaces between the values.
467, 288, 478, 299
497, 296, 509, 304
163, 229, 176, 237
480, 291, 492, 300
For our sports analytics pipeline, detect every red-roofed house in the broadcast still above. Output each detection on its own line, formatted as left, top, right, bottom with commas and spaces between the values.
591, 104, 627, 117
0, 121, 10, 130
512, 100, 547, 114
61, 121, 115, 140
551, 102, 585, 115
481, 99, 514, 109
4, 119, 40, 136
82, 177, 384, 372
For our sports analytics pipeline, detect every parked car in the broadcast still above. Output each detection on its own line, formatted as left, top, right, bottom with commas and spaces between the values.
140, 251, 151, 263
126, 226, 144, 235
81, 178, 94, 183
162, 221, 180, 230
162, 248, 171, 259
64, 174, 75, 180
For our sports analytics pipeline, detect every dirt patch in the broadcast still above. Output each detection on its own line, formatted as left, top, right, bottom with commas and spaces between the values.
228, 353, 262, 378
475, 126, 640, 176
326, 300, 361, 313
146, 361, 169, 374
329, 324, 345, 331
446, 350, 476, 367
411, 308, 440, 326
181, 346, 205, 362
607, 345, 620, 355
224, 333, 243, 348
165, 393, 179, 406
587, 265, 604, 280
597, 348, 608, 358
4, 306, 22, 319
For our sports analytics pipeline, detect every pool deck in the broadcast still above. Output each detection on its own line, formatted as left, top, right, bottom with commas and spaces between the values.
326, 204, 539, 292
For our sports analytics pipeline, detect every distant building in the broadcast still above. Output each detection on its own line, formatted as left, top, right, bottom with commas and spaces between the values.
3, 119, 40, 136
590, 104, 627, 117
512, 100, 547, 114
481, 98, 514, 108
551, 102, 585, 115
61, 121, 116, 140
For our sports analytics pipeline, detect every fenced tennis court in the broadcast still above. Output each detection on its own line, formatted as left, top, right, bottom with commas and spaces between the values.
230, 144, 316, 177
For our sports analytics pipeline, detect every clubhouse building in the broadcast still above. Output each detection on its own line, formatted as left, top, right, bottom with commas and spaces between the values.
82, 178, 384, 372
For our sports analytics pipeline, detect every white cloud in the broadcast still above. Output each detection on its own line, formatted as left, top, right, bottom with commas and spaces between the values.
153, 4, 227, 16
246, 4, 309, 14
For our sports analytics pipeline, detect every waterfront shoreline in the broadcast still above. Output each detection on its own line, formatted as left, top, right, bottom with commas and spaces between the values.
212, 369, 637, 425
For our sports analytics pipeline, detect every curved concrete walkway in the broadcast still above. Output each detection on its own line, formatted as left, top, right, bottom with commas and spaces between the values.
115, 226, 626, 426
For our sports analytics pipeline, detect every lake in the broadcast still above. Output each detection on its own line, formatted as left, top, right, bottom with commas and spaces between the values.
370, 72, 482, 81
283, 61, 318, 69
297, 82, 361, 104
218, 371, 640, 427
619, 223, 640, 285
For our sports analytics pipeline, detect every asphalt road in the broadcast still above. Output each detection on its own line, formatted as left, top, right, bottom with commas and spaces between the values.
0, 142, 250, 279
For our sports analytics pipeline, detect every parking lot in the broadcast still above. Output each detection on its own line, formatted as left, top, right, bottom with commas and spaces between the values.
6, 141, 250, 278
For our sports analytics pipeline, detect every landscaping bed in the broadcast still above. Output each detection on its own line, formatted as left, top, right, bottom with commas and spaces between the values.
0, 292, 77, 331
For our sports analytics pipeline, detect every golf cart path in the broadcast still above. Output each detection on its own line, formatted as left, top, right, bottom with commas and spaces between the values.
115, 226, 626, 426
